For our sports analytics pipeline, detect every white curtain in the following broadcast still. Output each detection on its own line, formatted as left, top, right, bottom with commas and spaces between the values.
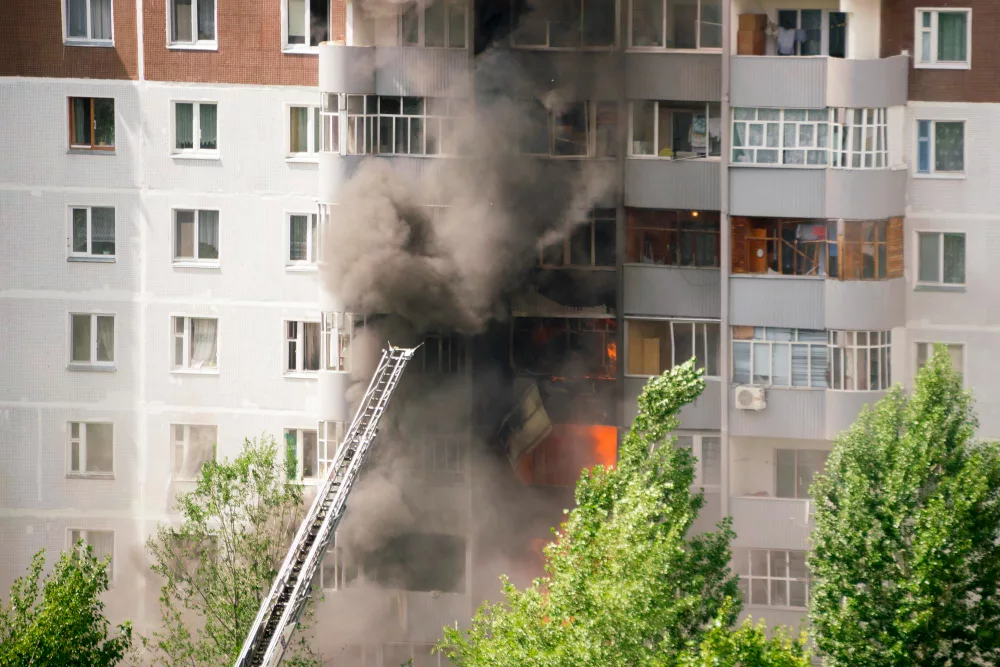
198, 210, 219, 259
91, 207, 115, 255
96, 316, 114, 363
199, 103, 218, 149
176, 103, 194, 149
190, 319, 217, 368
91, 0, 112, 39
197, 0, 215, 40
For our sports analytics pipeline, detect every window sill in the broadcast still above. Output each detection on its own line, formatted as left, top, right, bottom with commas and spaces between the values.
285, 264, 318, 272
64, 39, 114, 48
66, 473, 115, 480
283, 372, 319, 380
742, 603, 808, 613
171, 368, 220, 376
68, 256, 116, 263
285, 155, 320, 164
172, 261, 220, 270
731, 384, 825, 391
171, 152, 220, 161
914, 61, 971, 70
67, 363, 116, 372
915, 283, 966, 293
67, 148, 116, 156
510, 44, 618, 52
168, 42, 219, 51
623, 262, 721, 270
730, 163, 828, 170
627, 155, 722, 162
626, 46, 723, 54
627, 373, 722, 381
913, 171, 966, 180
282, 46, 320, 55
732, 273, 825, 281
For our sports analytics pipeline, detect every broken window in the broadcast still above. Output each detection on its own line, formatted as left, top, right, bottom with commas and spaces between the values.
285, 321, 321, 373
630, 101, 721, 158
735, 548, 811, 609
171, 424, 217, 480
775, 449, 828, 499
626, 319, 719, 377
512, 317, 617, 378
629, 0, 722, 49
520, 100, 617, 158
732, 327, 827, 388
625, 208, 719, 267
285, 428, 319, 480
415, 333, 465, 374
829, 331, 891, 391
539, 208, 616, 268
515, 423, 618, 487
512, 0, 616, 48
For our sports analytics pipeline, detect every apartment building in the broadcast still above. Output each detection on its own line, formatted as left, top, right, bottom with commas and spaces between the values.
0, 0, 994, 660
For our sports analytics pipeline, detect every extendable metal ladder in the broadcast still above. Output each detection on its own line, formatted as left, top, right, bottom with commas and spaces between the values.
235, 346, 417, 667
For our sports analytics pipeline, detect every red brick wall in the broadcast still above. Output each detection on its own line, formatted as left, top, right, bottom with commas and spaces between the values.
143, 0, 347, 85
0, 0, 138, 79
882, 0, 1000, 102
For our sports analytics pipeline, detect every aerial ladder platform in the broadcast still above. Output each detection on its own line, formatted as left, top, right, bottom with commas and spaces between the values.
235, 345, 417, 667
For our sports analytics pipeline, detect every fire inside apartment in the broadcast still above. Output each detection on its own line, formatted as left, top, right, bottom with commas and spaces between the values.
1, 0, 994, 663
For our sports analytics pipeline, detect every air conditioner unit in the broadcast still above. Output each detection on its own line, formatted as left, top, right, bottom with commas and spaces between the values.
734, 385, 766, 411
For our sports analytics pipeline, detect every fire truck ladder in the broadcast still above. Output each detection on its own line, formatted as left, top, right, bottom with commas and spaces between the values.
235, 345, 417, 667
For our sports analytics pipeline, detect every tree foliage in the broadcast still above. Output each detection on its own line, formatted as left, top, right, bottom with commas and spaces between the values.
0, 544, 133, 666
145, 434, 319, 666
809, 344, 1000, 665
438, 361, 798, 666
679, 601, 810, 667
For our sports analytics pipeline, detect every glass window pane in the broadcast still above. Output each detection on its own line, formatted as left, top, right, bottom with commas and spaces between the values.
72, 209, 89, 253
173, 0, 193, 42
701, 437, 721, 485
309, 0, 329, 46
700, 0, 722, 48
197, 0, 215, 40
199, 103, 217, 150
448, 0, 467, 48
934, 122, 964, 172
91, 0, 113, 39
632, 101, 655, 155
776, 449, 796, 498
72, 314, 91, 362
85, 423, 114, 472
632, 0, 663, 47
290, 106, 308, 153
937, 12, 968, 62
72, 98, 91, 146
583, 0, 616, 47
289, 215, 308, 261
67, 0, 88, 37
302, 431, 318, 477
175, 103, 194, 149
665, 0, 697, 49
197, 210, 219, 259
918, 233, 940, 283
401, 5, 419, 45
733, 342, 751, 384
90, 207, 115, 255
751, 578, 768, 606
175, 210, 196, 258
943, 234, 965, 284
425, 1, 446, 47
96, 316, 114, 362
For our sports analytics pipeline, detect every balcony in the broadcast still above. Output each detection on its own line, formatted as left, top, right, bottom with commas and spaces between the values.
731, 496, 814, 551
729, 386, 889, 440
625, 158, 720, 210
318, 43, 471, 97
623, 377, 722, 431
625, 52, 722, 102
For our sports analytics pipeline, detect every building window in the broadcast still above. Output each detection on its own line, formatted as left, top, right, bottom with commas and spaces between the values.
629, 0, 722, 50
173, 102, 218, 155
916, 342, 964, 381
829, 331, 891, 391
69, 530, 115, 580
775, 9, 846, 57
69, 97, 115, 150
732, 108, 829, 166
630, 101, 721, 158
916, 8, 971, 69
539, 208, 616, 268
626, 209, 720, 267
65, 0, 112, 42
414, 427, 465, 483
70, 314, 115, 368
732, 327, 827, 388
512, 318, 618, 378
402, 0, 467, 48
172, 316, 218, 371
736, 549, 811, 609
322, 312, 356, 372
289, 106, 320, 156
627, 320, 720, 377
170, 0, 216, 45
917, 232, 965, 286
414, 334, 465, 374
377, 96, 470, 156
674, 433, 721, 487
285, 428, 319, 480
285, 321, 321, 374
916, 120, 964, 176
68, 422, 114, 476
521, 100, 618, 158
775, 449, 828, 499
512, 0, 616, 49
831, 108, 887, 169
318, 421, 346, 478
171, 424, 217, 480
285, 0, 328, 49
320, 94, 340, 153
69, 206, 115, 259
343, 94, 378, 155
173, 209, 220, 263
287, 213, 319, 266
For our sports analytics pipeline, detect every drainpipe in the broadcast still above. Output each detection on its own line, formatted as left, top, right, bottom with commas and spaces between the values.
720, 0, 732, 522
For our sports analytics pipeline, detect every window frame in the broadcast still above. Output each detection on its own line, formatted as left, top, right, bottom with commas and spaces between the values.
171, 101, 219, 158
282, 0, 330, 52
915, 341, 966, 384
167, 0, 218, 49
628, 100, 722, 160
625, 208, 721, 267
625, 318, 721, 379
69, 313, 116, 370
521, 99, 618, 159
627, 0, 722, 52
171, 315, 220, 373
284, 319, 321, 375
317, 421, 346, 479
915, 230, 966, 288
63, 0, 115, 45
830, 107, 889, 169
172, 208, 220, 266
672, 432, 721, 490
914, 8, 972, 70
732, 107, 831, 167
538, 208, 617, 269
736, 549, 811, 610
170, 423, 218, 481
510, 0, 619, 50
287, 104, 321, 159
401, 0, 469, 49
285, 212, 319, 268
828, 330, 892, 391
68, 529, 116, 582
914, 119, 966, 179
284, 428, 320, 481
322, 312, 357, 372
731, 326, 828, 389
67, 205, 116, 261
68, 97, 115, 151
413, 333, 466, 374
774, 448, 828, 499
67, 421, 115, 478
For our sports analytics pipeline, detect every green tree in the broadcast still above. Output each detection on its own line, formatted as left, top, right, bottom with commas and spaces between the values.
680, 602, 809, 667
0, 543, 133, 666
438, 361, 805, 666
145, 434, 319, 666
809, 344, 1000, 665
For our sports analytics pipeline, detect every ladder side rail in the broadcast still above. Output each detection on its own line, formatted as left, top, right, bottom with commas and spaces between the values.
234, 350, 397, 666
254, 349, 415, 667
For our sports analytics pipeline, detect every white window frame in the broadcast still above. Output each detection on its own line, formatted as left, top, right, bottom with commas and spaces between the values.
914, 8, 972, 70
167, 0, 218, 49
737, 549, 811, 609
68, 205, 116, 261
915, 341, 966, 383
171, 101, 219, 158
172, 209, 220, 265
915, 230, 966, 288
774, 448, 828, 499
627, 0, 722, 51
284, 320, 321, 375
322, 312, 356, 372
627, 101, 721, 160
286, 104, 321, 159
67, 422, 115, 477
625, 318, 721, 379
415, 427, 466, 483
319, 94, 341, 153
673, 432, 721, 490
374, 96, 468, 157
731, 327, 828, 388
282, 0, 330, 52
171, 315, 220, 373
170, 424, 218, 481
318, 421, 346, 478
69, 313, 116, 369
284, 428, 320, 481
774, 9, 845, 57
286, 213, 319, 267
828, 331, 892, 391
830, 108, 889, 169
400, 0, 469, 49
63, 0, 115, 45
511, 0, 619, 50
732, 108, 831, 167
68, 529, 115, 581
914, 119, 966, 179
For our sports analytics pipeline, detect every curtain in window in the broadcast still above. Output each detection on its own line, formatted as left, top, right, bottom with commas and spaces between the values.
93, 98, 114, 146
190, 319, 218, 368
199, 104, 217, 149
289, 215, 308, 260
91, 207, 115, 255
937, 12, 967, 62
943, 233, 965, 283
67, 0, 88, 37
290, 107, 308, 153
198, 210, 219, 259
184, 426, 216, 478
72, 209, 89, 253
96, 315, 114, 362
732, 342, 751, 384
934, 122, 964, 172
302, 431, 318, 477
86, 423, 114, 472
175, 103, 194, 149
197, 0, 215, 40
91, 0, 112, 40
72, 98, 91, 146
173, 0, 193, 41
72, 315, 91, 362
88, 532, 114, 579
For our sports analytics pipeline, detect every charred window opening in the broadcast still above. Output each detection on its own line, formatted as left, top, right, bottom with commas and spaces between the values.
520, 100, 618, 158
415, 334, 466, 374
510, 0, 617, 49
324, 534, 466, 593
540, 208, 616, 268
515, 424, 618, 488
512, 317, 616, 378
626, 208, 720, 267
